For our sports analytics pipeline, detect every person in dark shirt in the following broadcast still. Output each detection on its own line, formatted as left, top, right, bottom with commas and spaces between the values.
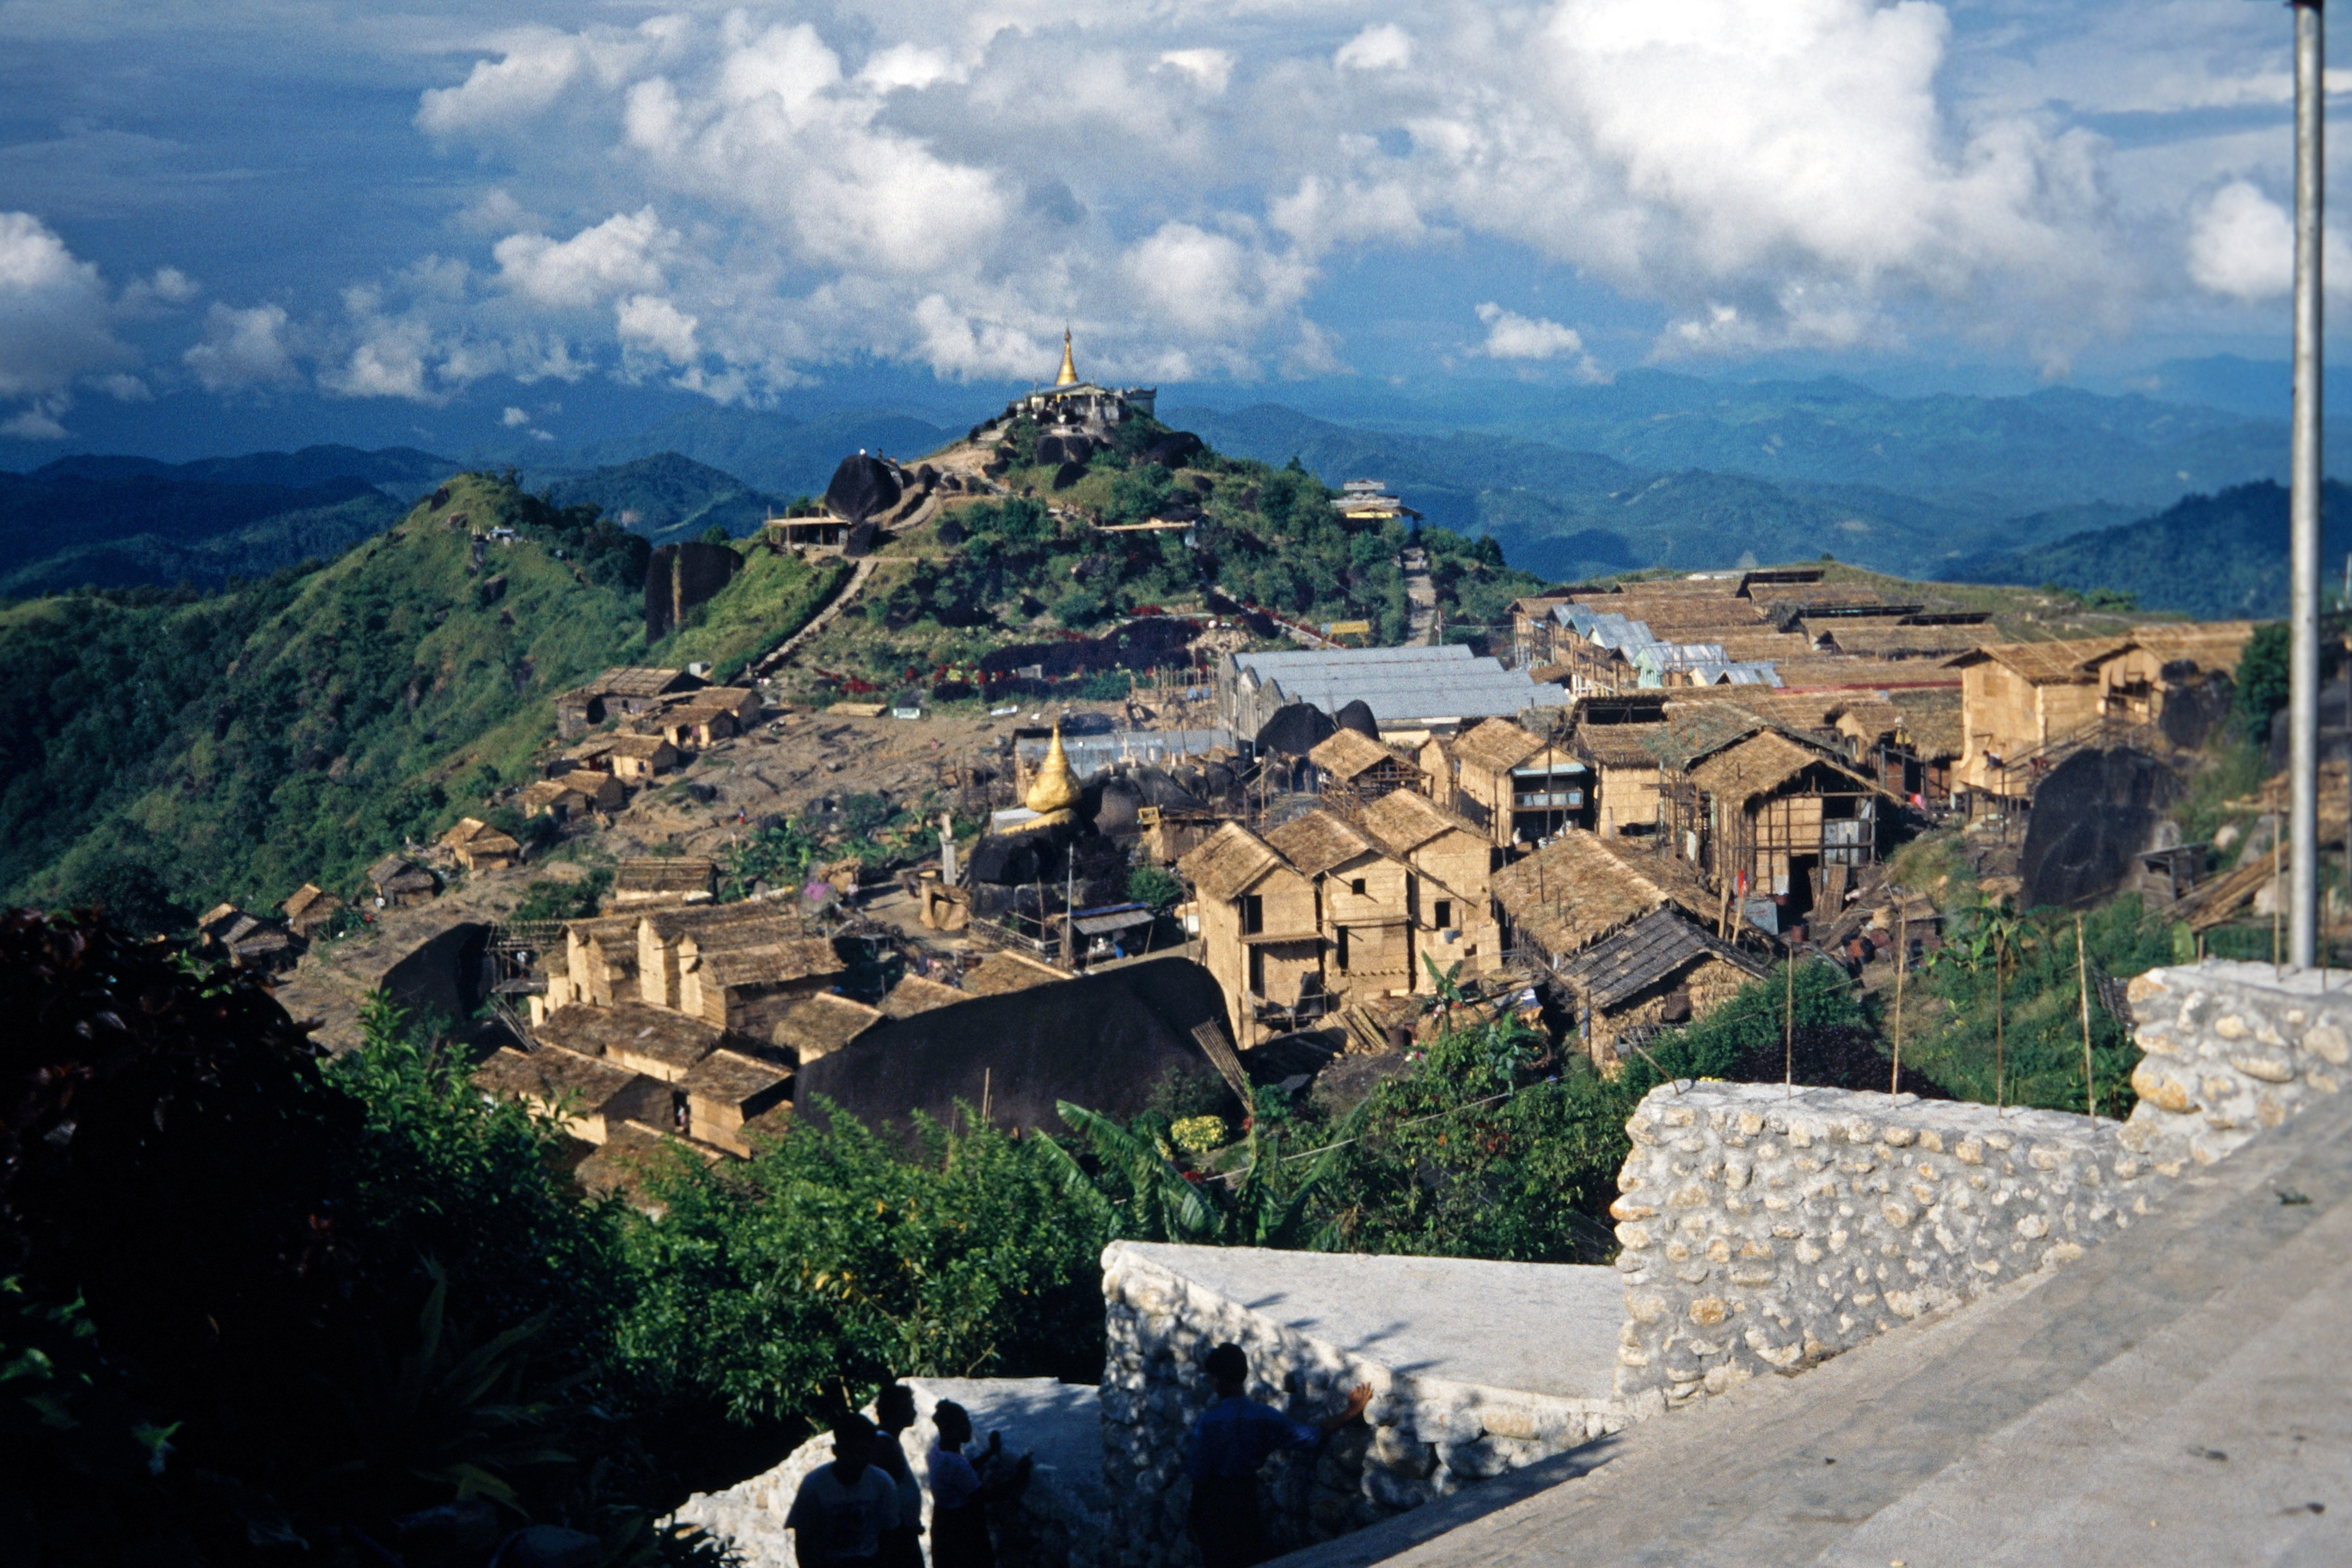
1184, 1343, 1371, 1568
787, 1413, 899, 1566
873, 1383, 925, 1568
927, 1400, 1032, 1568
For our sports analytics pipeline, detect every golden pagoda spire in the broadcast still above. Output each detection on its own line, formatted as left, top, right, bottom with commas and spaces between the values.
1024, 722, 1081, 818
1055, 326, 1079, 388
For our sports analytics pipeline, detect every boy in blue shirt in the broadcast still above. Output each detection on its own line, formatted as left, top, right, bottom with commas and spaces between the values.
1185, 1343, 1372, 1568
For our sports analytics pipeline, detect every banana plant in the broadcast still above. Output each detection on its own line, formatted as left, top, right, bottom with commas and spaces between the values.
1037, 1101, 1326, 1247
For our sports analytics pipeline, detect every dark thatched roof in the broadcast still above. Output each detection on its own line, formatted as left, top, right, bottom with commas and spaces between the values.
1557, 909, 1768, 1010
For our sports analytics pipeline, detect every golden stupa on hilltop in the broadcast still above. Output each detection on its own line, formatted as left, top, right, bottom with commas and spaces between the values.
1023, 723, 1081, 823
1055, 328, 1080, 388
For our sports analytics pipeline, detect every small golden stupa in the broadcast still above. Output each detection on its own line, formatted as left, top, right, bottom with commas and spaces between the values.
1023, 723, 1081, 824
1055, 328, 1080, 388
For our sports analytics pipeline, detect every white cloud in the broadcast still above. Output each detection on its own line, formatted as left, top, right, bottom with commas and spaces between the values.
1473, 302, 1604, 378
493, 208, 674, 309
418, 29, 585, 136
2, 398, 70, 440
183, 302, 301, 391
2187, 180, 2293, 302
326, 0, 2307, 396
1337, 24, 1412, 72
861, 43, 958, 93
0, 211, 136, 401
501, 404, 530, 426
1158, 49, 1233, 95
615, 291, 699, 364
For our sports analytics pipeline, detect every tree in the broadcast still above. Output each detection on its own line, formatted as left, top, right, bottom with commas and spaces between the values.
1127, 865, 1184, 913
2237, 620, 2290, 741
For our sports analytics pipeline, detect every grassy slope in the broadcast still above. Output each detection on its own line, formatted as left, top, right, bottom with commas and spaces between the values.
3, 473, 840, 914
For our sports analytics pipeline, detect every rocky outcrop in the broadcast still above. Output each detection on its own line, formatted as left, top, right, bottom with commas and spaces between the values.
824, 454, 903, 522
645, 540, 743, 640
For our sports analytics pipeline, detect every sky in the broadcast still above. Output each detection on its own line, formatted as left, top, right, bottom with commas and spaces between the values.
0, 0, 2348, 453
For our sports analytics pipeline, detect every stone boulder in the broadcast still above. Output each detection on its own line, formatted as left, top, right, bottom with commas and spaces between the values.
824, 454, 903, 522
1038, 433, 1095, 467
1141, 431, 1204, 469
1050, 461, 1090, 492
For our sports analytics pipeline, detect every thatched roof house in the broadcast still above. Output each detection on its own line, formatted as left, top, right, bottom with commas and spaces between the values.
613, 858, 716, 904
1490, 830, 1719, 966
366, 855, 437, 907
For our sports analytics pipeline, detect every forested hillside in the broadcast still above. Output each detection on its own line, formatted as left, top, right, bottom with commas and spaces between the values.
0, 444, 450, 597
543, 450, 787, 543
1950, 480, 2352, 619
0, 471, 842, 917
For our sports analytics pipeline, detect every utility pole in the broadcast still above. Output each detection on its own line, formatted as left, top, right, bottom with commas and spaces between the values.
2291, 0, 2327, 970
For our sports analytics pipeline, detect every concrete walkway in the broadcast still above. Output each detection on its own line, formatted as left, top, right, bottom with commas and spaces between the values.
1275, 1081, 2352, 1568
1400, 548, 1436, 646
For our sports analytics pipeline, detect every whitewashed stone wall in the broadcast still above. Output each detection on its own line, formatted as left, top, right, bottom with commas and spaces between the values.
1607, 1085, 2156, 1418
2120, 959, 2352, 1171
1099, 1242, 1626, 1568
1608, 960, 2352, 1419
671, 1377, 1106, 1568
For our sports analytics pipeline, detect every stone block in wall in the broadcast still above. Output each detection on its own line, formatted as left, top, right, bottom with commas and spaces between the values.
1098, 1242, 1627, 1568
1609, 1083, 2153, 1419
669, 1377, 1104, 1568
2120, 959, 2352, 1173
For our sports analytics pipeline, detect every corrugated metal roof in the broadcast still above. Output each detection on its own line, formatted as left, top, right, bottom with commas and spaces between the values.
1235, 646, 1563, 724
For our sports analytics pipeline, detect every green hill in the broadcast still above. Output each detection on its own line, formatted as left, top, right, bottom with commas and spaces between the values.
1949, 480, 2352, 619
0, 471, 843, 918
0, 445, 453, 597
542, 450, 786, 543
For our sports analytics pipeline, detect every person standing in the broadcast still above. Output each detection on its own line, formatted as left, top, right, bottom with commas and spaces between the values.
1185, 1344, 1371, 1568
926, 1400, 1032, 1568
873, 1384, 925, 1568
787, 1412, 899, 1567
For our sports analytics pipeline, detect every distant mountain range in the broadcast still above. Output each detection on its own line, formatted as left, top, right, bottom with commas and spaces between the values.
516, 405, 955, 501
1947, 480, 2352, 621
0, 445, 447, 597
5, 364, 2344, 614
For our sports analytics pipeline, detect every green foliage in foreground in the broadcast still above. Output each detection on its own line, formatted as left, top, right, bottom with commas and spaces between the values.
1908, 896, 2174, 1118
0, 910, 703, 1565
616, 1108, 1112, 1425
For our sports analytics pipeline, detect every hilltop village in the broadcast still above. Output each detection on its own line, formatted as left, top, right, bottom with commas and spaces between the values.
26, 332, 2349, 1568
173, 335, 2271, 1209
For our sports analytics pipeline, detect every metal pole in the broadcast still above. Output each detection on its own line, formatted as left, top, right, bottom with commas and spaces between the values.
2291, 0, 2327, 970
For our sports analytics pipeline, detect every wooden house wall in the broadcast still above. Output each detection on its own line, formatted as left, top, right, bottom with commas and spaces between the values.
637, 922, 681, 1009
1417, 738, 1457, 811
1198, 865, 1320, 1047
1320, 850, 1414, 991
1195, 891, 1250, 1044
1596, 762, 1663, 836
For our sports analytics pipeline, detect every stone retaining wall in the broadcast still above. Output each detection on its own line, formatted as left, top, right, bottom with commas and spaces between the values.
1608, 960, 2352, 1418
1608, 1084, 2158, 1418
2121, 959, 2352, 1172
1100, 1243, 1625, 1568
